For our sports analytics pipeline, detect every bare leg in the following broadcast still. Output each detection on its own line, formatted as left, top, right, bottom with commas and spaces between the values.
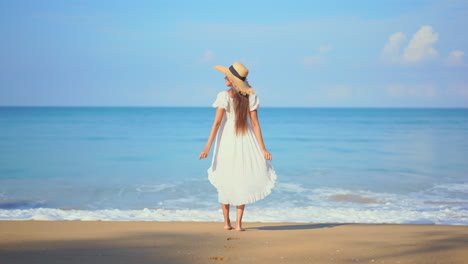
235, 204, 246, 231
221, 204, 233, 230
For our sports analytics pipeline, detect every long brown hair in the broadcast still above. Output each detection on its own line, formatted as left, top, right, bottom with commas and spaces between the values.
232, 89, 250, 136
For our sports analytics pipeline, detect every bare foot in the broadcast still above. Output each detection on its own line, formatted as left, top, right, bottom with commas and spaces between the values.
235, 227, 245, 232
224, 225, 233, 230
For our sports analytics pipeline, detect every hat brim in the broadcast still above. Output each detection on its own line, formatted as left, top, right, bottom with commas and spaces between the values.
213, 65, 229, 75
213, 65, 255, 95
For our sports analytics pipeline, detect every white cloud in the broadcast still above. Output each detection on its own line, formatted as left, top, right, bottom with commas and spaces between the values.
386, 84, 406, 96
385, 83, 437, 97
382, 32, 407, 63
199, 50, 215, 63
445, 50, 465, 67
325, 85, 352, 98
402, 26, 439, 63
382, 26, 439, 65
303, 45, 333, 67
303, 55, 324, 66
319, 45, 333, 53
306, 84, 353, 103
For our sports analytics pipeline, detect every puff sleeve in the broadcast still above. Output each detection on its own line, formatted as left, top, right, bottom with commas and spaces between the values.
212, 91, 228, 110
249, 94, 260, 111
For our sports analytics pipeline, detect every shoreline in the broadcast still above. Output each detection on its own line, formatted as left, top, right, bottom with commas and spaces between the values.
1, 219, 467, 226
1, 205, 466, 225
1, 220, 467, 263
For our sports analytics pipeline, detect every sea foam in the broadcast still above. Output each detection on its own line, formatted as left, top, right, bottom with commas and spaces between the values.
0, 206, 466, 225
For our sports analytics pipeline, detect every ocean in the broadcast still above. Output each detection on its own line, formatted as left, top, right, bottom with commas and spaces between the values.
0, 106, 467, 225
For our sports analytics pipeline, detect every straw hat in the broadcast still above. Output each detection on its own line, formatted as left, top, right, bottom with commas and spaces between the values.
214, 62, 255, 96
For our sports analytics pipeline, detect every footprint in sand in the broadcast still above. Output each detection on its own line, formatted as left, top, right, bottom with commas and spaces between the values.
224, 245, 238, 248
208, 256, 227, 261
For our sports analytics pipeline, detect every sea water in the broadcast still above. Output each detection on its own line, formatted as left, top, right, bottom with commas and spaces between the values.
0, 106, 467, 225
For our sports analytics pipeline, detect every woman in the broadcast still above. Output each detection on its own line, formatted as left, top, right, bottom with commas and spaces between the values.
199, 62, 277, 231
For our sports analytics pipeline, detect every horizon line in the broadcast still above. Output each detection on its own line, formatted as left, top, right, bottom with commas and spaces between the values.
1, 105, 467, 109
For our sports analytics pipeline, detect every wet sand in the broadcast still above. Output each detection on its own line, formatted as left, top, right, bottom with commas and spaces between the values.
0, 220, 467, 263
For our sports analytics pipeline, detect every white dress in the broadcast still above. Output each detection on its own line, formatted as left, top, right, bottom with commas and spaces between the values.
207, 90, 278, 206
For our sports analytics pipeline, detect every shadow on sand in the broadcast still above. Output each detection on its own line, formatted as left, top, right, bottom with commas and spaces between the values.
246, 223, 353, 230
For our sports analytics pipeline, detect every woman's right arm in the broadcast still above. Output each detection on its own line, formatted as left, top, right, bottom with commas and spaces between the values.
249, 110, 272, 161
199, 108, 225, 159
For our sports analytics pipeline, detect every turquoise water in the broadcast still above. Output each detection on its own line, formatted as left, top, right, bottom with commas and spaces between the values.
0, 106, 467, 224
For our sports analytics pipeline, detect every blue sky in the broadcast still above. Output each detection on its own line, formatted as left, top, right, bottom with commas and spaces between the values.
1, 0, 467, 107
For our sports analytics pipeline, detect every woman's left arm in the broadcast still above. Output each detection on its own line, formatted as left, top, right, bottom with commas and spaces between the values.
199, 108, 225, 159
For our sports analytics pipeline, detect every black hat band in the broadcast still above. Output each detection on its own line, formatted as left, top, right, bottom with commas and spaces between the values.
229, 65, 246, 81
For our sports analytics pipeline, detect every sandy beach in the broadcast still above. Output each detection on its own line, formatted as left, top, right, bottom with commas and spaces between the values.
0, 220, 467, 263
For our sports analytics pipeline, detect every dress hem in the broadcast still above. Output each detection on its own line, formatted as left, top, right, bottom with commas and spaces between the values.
207, 164, 278, 206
